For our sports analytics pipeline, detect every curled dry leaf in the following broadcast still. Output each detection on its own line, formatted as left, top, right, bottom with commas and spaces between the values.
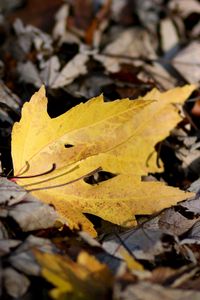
0, 178, 59, 231
11, 85, 195, 236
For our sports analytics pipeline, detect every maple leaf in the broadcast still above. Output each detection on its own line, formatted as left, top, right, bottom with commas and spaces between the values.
11, 85, 195, 236
35, 250, 113, 300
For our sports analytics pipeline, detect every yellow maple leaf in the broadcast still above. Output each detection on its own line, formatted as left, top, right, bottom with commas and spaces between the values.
35, 250, 113, 300
11, 85, 195, 236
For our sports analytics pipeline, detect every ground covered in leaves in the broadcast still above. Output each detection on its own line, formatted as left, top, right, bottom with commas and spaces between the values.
1, 0, 200, 299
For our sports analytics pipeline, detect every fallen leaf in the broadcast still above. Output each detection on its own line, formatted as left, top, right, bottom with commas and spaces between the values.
0, 80, 21, 112
9, 235, 55, 276
134, 0, 162, 34
0, 81, 21, 137
158, 207, 200, 236
53, 4, 81, 45
103, 194, 200, 262
95, 28, 157, 73
3, 267, 30, 298
102, 218, 165, 261
150, 265, 200, 288
11, 85, 195, 235
160, 18, 179, 52
13, 19, 53, 54
189, 178, 200, 193
17, 61, 42, 88
185, 220, 200, 241
51, 52, 89, 89
139, 62, 176, 90
0, 240, 21, 256
115, 281, 200, 300
0, 178, 59, 231
103, 194, 200, 261
172, 42, 200, 83
169, 0, 200, 18
40, 55, 60, 87
35, 250, 113, 300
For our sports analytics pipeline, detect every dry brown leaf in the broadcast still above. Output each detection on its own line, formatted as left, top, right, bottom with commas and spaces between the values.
160, 18, 179, 52
115, 281, 200, 300
169, 0, 200, 17
3, 267, 30, 298
172, 42, 200, 83
95, 28, 157, 72
0, 178, 59, 231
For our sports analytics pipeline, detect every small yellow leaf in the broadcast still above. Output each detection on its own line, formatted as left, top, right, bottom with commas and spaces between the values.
11, 85, 196, 236
120, 248, 144, 271
35, 251, 113, 300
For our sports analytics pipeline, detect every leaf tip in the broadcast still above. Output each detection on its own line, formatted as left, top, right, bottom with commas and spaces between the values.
29, 85, 47, 107
38, 84, 46, 97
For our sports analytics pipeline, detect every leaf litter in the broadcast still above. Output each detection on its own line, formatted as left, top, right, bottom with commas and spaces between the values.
0, 0, 200, 299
